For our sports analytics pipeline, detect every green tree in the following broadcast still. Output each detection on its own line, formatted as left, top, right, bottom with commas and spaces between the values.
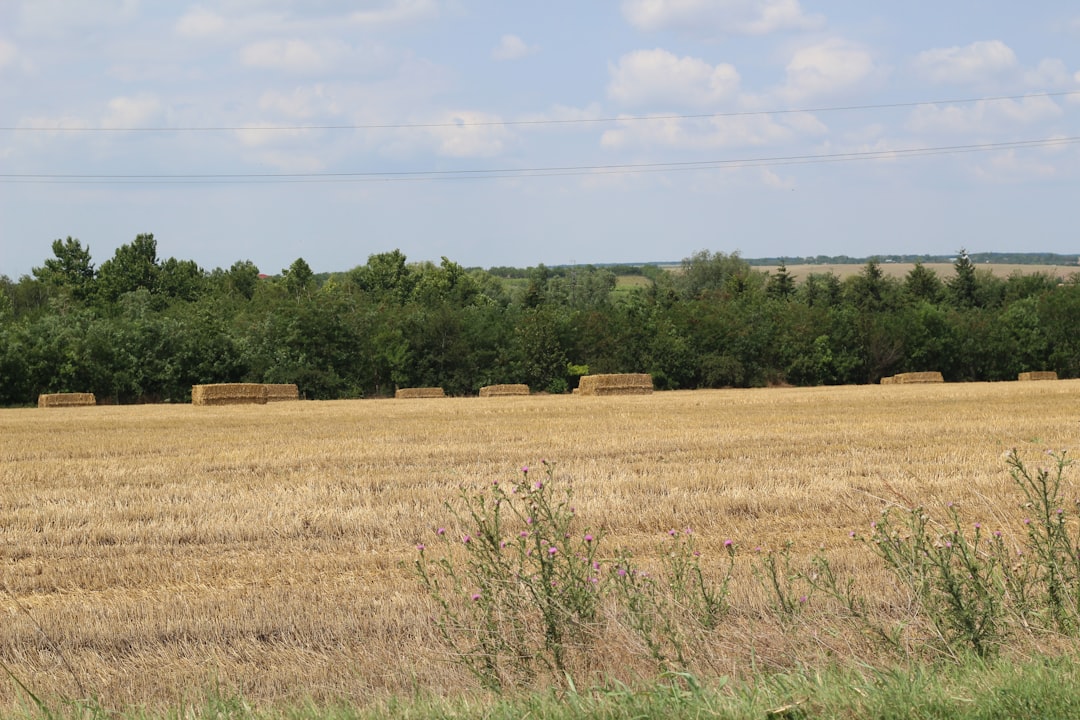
351, 250, 414, 305
1039, 284, 1080, 377
282, 257, 315, 300
844, 259, 896, 312
32, 237, 96, 302
514, 307, 568, 392
676, 250, 750, 299
903, 262, 944, 304
766, 262, 797, 300
226, 260, 261, 300
96, 233, 161, 304
800, 271, 842, 308
158, 257, 205, 302
947, 248, 978, 308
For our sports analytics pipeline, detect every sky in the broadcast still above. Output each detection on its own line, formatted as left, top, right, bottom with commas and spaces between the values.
2, 1, 1079, 278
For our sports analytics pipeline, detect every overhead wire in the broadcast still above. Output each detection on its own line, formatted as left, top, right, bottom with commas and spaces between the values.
4, 135, 1078, 185
2, 90, 1078, 132
2, 91, 1078, 184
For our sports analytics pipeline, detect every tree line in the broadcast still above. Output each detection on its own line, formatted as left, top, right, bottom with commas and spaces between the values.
1, 235, 1078, 405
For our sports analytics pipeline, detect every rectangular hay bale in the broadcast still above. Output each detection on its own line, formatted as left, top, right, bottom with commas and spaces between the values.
893, 371, 944, 384
191, 383, 269, 406
576, 373, 654, 396
479, 384, 530, 397
264, 383, 300, 401
880, 376, 895, 385
1018, 371, 1058, 381
395, 387, 446, 399
38, 392, 96, 408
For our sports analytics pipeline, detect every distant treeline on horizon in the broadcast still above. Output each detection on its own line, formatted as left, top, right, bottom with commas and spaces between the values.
479, 252, 1079, 279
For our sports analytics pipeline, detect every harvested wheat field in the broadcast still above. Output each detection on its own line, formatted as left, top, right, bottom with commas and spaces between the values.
2, 381, 1079, 710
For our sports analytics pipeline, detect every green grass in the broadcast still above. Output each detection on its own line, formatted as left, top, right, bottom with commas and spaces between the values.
6, 655, 1080, 719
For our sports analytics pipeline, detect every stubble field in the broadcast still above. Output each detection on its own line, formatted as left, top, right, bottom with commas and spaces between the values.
1, 381, 1078, 710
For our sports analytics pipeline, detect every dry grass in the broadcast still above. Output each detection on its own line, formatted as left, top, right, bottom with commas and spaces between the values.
2, 382, 1079, 709
37, 393, 96, 408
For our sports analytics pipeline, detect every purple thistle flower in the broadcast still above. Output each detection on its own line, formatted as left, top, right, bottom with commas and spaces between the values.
617, 568, 627, 577
436, 527, 446, 536
724, 539, 733, 548
463, 534, 471, 544
548, 547, 558, 555
471, 593, 481, 602
584, 534, 594, 543
669, 529, 677, 537
522, 466, 529, 474
520, 531, 529, 538
416, 543, 425, 551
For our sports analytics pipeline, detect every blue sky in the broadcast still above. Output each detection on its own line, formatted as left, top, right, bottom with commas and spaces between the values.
2, 1, 1079, 277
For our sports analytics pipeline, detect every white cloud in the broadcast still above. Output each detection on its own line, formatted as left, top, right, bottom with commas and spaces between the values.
259, 84, 341, 119
0, 39, 20, 70
16, 0, 140, 37
973, 149, 1060, 184
607, 48, 740, 108
1024, 58, 1071, 87
492, 34, 537, 61
906, 95, 1063, 134
913, 40, 1017, 85
621, 0, 822, 36
599, 112, 820, 152
101, 95, 162, 129
240, 39, 335, 73
349, 0, 439, 27
777, 38, 877, 102
234, 124, 316, 149
422, 111, 511, 158
175, 6, 226, 38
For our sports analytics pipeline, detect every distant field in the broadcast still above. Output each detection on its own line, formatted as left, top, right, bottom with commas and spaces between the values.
3, 382, 1078, 709
766, 262, 1079, 282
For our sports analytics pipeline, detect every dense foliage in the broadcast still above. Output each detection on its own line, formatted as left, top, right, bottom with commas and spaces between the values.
1, 236, 1078, 405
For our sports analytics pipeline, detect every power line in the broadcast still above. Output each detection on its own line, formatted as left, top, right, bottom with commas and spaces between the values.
2, 91, 1078, 133
4, 135, 1077, 185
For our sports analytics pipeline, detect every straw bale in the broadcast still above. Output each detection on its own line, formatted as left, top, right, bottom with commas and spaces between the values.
893, 372, 944, 384
395, 387, 446, 399
880, 376, 895, 385
191, 383, 269, 406
577, 373, 654, 396
1018, 371, 1058, 381
264, 383, 300, 401
38, 393, 96, 408
479, 384, 530, 397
